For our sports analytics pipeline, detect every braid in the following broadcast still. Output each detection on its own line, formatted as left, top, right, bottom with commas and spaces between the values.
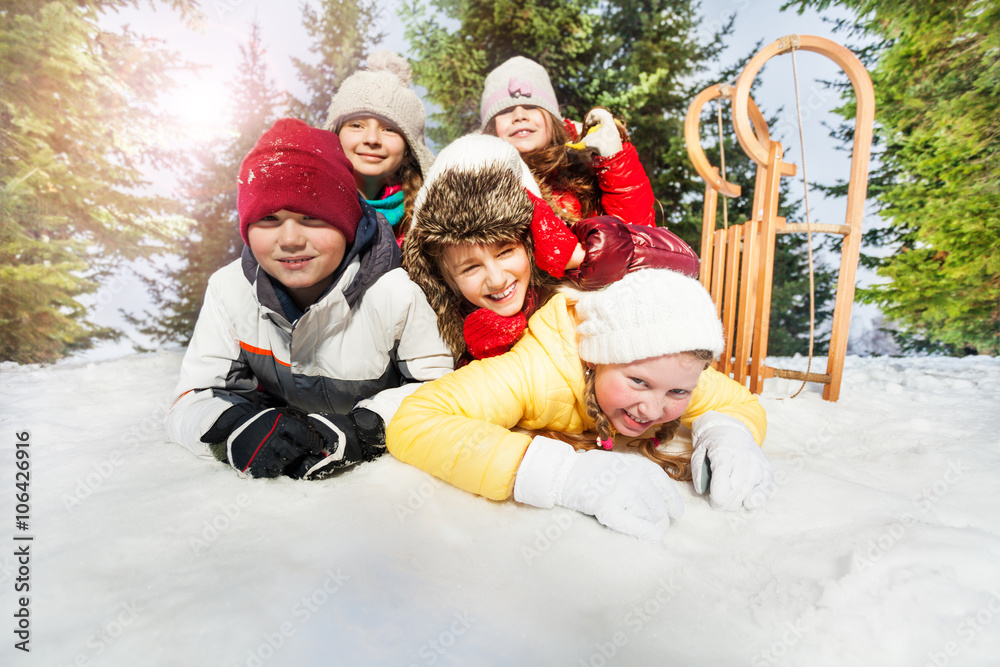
625, 420, 691, 481
583, 365, 614, 450
538, 354, 716, 482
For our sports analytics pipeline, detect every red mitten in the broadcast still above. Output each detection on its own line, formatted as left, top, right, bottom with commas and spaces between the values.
565, 216, 635, 290
525, 190, 579, 278
463, 308, 528, 360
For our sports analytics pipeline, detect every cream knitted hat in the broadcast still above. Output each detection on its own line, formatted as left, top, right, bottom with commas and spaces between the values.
576, 269, 725, 364
323, 50, 435, 178
480, 56, 562, 130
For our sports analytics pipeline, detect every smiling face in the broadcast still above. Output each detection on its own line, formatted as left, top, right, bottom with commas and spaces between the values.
593, 353, 706, 437
247, 210, 347, 311
439, 241, 531, 317
491, 105, 554, 155
337, 116, 408, 198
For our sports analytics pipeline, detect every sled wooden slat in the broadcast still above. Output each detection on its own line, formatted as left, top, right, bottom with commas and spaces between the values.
777, 222, 852, 235
765, 367, 834, 384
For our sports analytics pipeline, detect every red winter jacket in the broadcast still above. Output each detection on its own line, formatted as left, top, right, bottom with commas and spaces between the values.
549, 142, 655, 227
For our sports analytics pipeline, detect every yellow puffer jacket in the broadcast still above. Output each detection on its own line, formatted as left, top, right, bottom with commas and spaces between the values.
387, 293, 766, 501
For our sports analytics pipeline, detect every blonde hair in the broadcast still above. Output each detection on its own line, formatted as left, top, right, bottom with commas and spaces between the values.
542, 349, 716, 481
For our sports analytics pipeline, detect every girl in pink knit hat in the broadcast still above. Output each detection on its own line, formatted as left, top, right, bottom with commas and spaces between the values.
480, 55, 656, 228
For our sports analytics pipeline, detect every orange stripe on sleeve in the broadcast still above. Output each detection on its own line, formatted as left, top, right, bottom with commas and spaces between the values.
239, 340, 291, 367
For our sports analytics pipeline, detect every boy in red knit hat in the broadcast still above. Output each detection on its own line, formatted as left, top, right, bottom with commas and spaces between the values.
165, 118, 453, 479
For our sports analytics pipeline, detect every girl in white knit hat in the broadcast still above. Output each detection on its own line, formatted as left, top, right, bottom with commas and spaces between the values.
324, 51, 436, 246
480, 55, 656, 227
386, 268, 774, 543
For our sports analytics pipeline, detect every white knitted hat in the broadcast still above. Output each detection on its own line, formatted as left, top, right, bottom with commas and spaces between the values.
576, 269, 725, 364
480, 56, 563, 130
323, 50, 436, 178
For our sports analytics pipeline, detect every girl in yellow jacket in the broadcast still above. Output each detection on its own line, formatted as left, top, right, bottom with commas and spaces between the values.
387, 269, 773, 542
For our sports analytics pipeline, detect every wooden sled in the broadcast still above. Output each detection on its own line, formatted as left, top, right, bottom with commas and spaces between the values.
684, 34, 875, 401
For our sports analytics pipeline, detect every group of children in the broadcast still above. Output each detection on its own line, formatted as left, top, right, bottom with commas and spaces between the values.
165, 52, 774, 542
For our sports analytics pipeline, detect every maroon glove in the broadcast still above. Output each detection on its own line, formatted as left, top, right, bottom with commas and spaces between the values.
463, 308, 528, 360
525, 190, 579, 278
565, 216, 634, 290
629, 225, 700, 278
565, 217, 700, 291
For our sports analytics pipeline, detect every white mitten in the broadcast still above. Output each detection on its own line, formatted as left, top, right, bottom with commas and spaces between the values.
354, 383, 423, 426
514, 436, 684, 542
690, 411, 773, 510
570, 108, 623, 157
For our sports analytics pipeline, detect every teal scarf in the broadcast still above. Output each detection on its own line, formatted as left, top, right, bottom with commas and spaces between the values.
366, 189, 405, 229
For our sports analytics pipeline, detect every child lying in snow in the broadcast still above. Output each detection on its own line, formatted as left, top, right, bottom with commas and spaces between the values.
403, 134, 699, 365
387, 269, 774, 542
165, 118, 452, 480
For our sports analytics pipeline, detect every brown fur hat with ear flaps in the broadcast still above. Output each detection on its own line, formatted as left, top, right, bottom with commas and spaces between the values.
405, 134, 553, 361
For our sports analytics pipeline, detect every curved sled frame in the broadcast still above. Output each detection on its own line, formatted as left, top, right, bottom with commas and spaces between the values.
684, 83, 798, 384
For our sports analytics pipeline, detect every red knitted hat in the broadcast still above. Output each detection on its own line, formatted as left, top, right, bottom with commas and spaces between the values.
237, 118, 361, 245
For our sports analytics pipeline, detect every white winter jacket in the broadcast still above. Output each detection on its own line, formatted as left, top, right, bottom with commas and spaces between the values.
165, 208, 453, 460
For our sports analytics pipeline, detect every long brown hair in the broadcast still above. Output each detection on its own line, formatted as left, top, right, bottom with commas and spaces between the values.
484, 110, 601, 221
542, 349, 717, 481
395, 146, 424, 240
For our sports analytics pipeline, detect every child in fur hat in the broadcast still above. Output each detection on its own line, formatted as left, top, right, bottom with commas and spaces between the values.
481, 55, 656, 227
404, 134, 699, 364
165, 118, 453, 480
387, 269, 773, 543
324, 50, 435, 246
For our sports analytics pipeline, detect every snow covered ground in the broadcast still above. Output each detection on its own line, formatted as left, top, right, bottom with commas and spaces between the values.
1, 350, 999, 667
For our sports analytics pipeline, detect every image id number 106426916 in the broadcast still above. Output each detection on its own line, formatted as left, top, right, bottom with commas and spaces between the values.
14, 430, 32, 653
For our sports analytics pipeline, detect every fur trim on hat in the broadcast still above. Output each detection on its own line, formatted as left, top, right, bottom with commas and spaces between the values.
405, 136, 548, 360
323, 50, 435, 178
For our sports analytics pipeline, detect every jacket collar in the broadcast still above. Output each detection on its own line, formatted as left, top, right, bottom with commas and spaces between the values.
240, 195, 402, 320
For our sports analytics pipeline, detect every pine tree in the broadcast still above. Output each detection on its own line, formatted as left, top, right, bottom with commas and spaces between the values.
133, 22, 284, 345
286, 0, 386, 127
785, 0, 1000, 355
0, 0, 198, 363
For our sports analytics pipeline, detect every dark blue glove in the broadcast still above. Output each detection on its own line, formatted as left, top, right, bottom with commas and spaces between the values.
291, 408, 387, 480
220, 407, 321, 478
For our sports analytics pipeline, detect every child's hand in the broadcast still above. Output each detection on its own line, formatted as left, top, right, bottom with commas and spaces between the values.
565, 216, 634, 290
690, 411, 774, 510
524, 190, 580, 278
463, 308, 527, 359
295, 408, 387, 479
514, 437, 685, 543
566, 108, 624, 157
226, 407, 324, 478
